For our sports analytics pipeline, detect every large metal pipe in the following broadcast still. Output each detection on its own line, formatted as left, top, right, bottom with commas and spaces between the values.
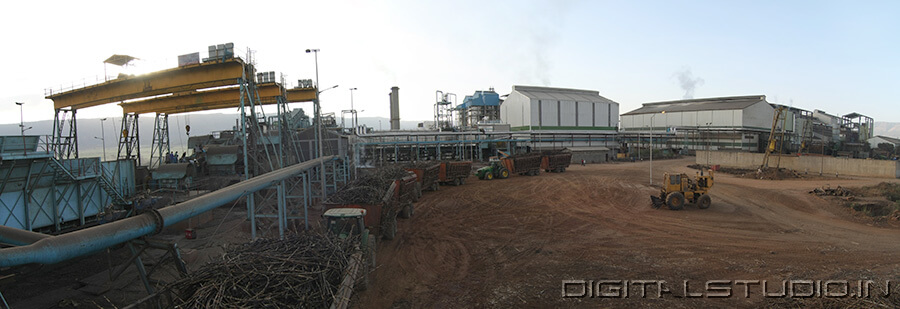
0, 156, 335, 267
0, 226, 51, 246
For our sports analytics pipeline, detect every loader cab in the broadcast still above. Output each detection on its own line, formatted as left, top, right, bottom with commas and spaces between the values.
662, 173, 686, 194
324, 208, 367, 238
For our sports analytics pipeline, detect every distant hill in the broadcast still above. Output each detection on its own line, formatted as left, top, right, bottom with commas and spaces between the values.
0, 112, 424, 158
874, 122, 900, 138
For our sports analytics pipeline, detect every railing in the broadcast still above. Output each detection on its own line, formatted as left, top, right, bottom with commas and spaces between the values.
44, 75, 118, 97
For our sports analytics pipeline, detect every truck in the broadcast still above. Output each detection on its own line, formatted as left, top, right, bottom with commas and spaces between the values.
324, 171, 418, 240
476, 152, 542, 180
405, 163, 441, 192
541, 152, 572, 173
437, 161, 472, 186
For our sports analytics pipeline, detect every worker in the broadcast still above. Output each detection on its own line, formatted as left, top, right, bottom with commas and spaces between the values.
180, 152, 186, 163
581, 159, 585, 166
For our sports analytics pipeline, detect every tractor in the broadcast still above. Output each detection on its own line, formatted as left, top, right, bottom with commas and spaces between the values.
651, 169, 714, 210
475, 157, 510, 180
323, 208, 376, 289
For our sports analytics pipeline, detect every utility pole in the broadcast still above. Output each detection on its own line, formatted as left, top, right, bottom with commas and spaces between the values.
306, 48, 327, 202
16, 102, 26, 156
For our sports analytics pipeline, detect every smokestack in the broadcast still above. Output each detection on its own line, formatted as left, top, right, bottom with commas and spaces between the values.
390, 86, 400, 130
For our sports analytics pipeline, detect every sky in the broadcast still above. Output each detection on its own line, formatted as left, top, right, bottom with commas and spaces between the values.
1, 0, 898, 128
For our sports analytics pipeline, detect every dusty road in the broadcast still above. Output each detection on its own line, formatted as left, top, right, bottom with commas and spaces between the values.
357, 158, 900, 308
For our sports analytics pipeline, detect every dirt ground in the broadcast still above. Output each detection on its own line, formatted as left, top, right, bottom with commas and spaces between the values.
356, 158, 900, 308
6, 158, 900, 308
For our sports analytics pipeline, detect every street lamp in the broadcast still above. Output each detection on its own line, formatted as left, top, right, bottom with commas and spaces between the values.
15, 102, 27, 155
349, 87, 358, 133
306, 48, 327, 201
98, 118, 108, 160
650, 111, 665, 185
705, 122, 712, 167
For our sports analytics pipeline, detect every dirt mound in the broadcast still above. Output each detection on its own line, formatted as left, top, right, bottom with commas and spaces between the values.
810, 183, 900, 218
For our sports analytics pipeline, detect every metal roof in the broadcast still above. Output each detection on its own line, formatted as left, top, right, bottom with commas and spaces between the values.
873, 135, 900, 145
512, 85, 619, 105
622, 95, 768, 116
324, 208, 366, 217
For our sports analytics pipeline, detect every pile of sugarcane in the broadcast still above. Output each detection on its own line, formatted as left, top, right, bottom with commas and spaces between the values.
166, 233, 356, 308
402, 161, 440, 169
327, 166, 409, 205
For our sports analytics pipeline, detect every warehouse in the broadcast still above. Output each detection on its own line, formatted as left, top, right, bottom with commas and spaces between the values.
620, 95, 776, 153
500, 85, 620, 161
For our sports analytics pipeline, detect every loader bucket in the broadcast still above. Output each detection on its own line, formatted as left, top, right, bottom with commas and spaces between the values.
650, 195, 665, 209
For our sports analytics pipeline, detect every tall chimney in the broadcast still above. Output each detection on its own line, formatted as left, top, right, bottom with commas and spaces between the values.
390, 86, 400, 130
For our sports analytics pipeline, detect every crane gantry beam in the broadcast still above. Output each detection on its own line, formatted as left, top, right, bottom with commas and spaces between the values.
120, 82, 285, 115
47, 58, 247, 110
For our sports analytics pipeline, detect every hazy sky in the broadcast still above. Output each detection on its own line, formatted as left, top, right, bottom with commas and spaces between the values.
1, 0, 898, 126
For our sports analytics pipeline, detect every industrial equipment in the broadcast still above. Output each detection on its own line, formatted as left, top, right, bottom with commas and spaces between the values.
476, 151, 541, 180
650, 170, 715, 210
541, 152, 572, 173
438, 161, 473, 185
324, 171, 418, 240
323, 207, 376, 289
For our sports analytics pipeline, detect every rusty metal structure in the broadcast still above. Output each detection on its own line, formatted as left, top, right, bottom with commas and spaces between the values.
39, 44, 341, 239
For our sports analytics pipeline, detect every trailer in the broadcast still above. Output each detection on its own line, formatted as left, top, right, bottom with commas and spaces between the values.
405, 163, 441, 192
325, 171, 418, 240
503, 155, 542, 176
541, 153, 572, 173
438, 161, 472, 186
476, 153, 543, 180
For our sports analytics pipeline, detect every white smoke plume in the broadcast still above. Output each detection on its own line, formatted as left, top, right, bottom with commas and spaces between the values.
674, 68, 704, 99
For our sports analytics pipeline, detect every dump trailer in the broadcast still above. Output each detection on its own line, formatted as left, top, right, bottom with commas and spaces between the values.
541, 153, 572, 173
405, 163, 440, 192
325, 171, 418, 240
438, 161, 472, 186
476, 153, 543, 180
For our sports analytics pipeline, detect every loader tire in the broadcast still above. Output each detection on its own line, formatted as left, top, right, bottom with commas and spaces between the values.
367, 235, 377, 268
399, 203, 412, 219
499, 168, 509, 179
383, 219, 397, 240
697, 194, 711, 209
666, 192, 685, 210
486, 173, 494, 180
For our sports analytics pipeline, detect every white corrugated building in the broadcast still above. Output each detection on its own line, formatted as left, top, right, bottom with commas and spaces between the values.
501, 85, 619, 131
620, 95, 777, 152
500, 85, 620, 162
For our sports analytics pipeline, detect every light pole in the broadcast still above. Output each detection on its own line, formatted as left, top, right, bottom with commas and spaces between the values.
306, 48, 332, 202
98, 118, 108, 160
705, 122, 712, 167
650, 111, 665, 185
16, 102, 27, 155
349, 87, 358, 133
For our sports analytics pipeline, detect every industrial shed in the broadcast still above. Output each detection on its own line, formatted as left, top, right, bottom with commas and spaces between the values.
500, 85, 619, 132
620, 95, 776, 152
500, 85, 620, 160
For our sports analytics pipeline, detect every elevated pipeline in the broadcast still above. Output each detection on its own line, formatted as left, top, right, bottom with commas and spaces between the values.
0, 156, 335, 267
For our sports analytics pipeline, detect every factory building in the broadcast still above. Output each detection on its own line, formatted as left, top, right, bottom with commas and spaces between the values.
501, 85, 619, 131
456, 89, 501, 129
621, 95, 875, 158
500, 85, 620, 162
620, 95, 776, 152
